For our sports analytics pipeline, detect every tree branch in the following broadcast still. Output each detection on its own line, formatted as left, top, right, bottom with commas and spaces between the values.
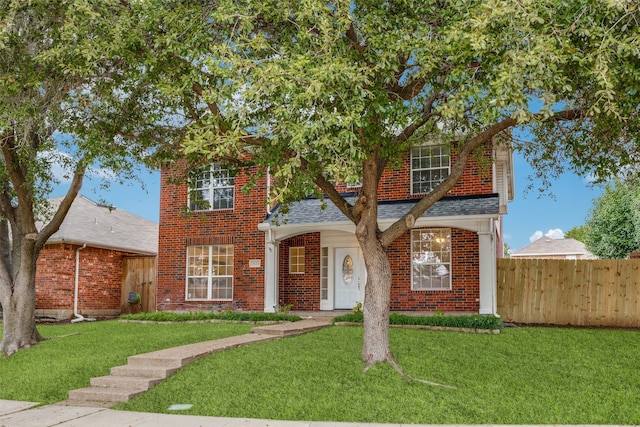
1, 128, 34, 225
380, 108, 585, 247
36, 162, 86, 248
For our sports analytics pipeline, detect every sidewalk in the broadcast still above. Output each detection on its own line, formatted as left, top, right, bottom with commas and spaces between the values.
0, 400, 402, 426
0, 400, 620, 427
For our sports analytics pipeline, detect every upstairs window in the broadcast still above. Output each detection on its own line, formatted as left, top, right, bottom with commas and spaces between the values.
189, 163, 235, 211
411, 145, 450, 194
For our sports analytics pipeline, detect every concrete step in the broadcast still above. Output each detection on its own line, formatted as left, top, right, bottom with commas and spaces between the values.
110, 364, 178, 379
252, 320, 332, 336
90, 375, 162, 390
67, 386, 147, 404
127, 354, 184, 369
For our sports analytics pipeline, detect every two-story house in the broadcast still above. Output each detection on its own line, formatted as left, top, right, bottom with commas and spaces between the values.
156, 142, 513, 315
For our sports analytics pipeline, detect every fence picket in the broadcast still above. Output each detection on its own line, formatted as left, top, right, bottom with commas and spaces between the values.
497, 258, 640, 327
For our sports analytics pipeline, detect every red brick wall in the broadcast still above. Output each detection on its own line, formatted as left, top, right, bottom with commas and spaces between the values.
270, 228, 479, 313
278, 233, 321, 311
35, 244, 129, 316
388, 228, 479, 312
158, 143, 493, 313
157, 166, 267, 311
334, 145, 494, 199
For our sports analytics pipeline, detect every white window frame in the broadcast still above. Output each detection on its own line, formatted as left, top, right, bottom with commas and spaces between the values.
411, 145, 450, 195
186, 245, 234, 300
411, 228, 451, 291
289, 246, 305, 274
189, 163, 235, 211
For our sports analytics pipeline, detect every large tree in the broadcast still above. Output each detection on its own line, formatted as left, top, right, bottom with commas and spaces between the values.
584, 180, 640, 258
137, 0, 640, 371
0, 1, 172, 356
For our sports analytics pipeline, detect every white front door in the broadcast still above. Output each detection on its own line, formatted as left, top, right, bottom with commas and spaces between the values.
334, 247, 362, 309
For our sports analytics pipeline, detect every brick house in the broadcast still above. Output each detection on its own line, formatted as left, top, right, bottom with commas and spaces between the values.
35, 195, 158, 320
157, 141, 513, 315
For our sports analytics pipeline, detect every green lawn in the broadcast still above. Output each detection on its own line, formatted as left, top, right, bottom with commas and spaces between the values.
0, 321, 253, 403
2, 321, 639, 424
117, 326, 640, 425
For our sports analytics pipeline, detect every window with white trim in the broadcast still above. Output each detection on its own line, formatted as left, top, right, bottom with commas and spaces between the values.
411, 145, 450, 194
289, 247, 305, 274
186, 245, 234, 300
411, 228, 451, 290
189, 163, 235, 211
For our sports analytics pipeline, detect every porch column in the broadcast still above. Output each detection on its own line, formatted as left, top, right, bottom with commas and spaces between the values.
477, 221, 497, 315
263, 232, 279, 313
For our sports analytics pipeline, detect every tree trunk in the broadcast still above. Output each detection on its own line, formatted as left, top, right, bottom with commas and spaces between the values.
359, 236, 393, 368
355, 156, 395, 368
0, 240, 44, 357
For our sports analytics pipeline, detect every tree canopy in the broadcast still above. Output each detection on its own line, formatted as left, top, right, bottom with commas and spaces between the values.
585, 180, 640, 259
133, 0, 640, 370
565, 225, 590, 243
0, 0, 171, 356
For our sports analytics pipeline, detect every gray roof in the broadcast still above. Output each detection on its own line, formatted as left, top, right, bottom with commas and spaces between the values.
511, 237, 596, 258
264, 193, 500, 226
41, 195, 158, 255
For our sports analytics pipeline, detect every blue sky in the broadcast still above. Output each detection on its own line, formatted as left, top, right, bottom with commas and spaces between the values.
503, 153, 603, 251
59, 150, 603, 254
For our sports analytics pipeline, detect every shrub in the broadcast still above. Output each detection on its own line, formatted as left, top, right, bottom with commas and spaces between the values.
333, 312, 503, 330
119, 311, 302, 323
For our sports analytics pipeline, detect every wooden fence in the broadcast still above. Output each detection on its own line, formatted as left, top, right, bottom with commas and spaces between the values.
121, 256, 157, 314
497, 258, 640, 327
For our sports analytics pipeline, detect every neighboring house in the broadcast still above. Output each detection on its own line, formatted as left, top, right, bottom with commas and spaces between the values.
510, 237, 597, 260
35, 195, 158, 320
157, 141, 514, 315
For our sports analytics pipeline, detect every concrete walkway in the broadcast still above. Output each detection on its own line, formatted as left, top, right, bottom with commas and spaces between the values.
63, 318, 333, 407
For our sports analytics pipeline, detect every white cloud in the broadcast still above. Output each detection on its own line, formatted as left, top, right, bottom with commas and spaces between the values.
39, 149, 117, 184
529, 230, 543, 242
529, 228, 565, 242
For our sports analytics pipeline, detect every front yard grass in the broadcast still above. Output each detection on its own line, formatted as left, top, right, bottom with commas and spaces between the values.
0, 320, 253, 403
118, 325, 640, 425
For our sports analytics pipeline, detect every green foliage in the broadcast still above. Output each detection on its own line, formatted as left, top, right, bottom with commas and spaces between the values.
119, 311, 302, 323
135, 0, 640, 201
119, 326, 640, 424
277, 303, 294, 314
352, 301, 362, 313
565, 225, 590, 243
584, 180, 640, 258
333, 312, 503, 331
333, 312, 364, 323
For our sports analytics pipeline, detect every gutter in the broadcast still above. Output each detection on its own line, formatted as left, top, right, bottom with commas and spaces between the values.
70, 243, 96, 323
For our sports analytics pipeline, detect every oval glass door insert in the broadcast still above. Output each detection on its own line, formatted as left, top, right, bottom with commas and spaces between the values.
342, 255, 354, 285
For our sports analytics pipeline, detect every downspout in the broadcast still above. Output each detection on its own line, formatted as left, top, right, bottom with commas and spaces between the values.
71, 243, 95, 323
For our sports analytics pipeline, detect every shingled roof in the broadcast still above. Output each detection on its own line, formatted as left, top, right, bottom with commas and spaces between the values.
41, 195, 158, 255
511, 237, 597, 259
264, 193, 500, 226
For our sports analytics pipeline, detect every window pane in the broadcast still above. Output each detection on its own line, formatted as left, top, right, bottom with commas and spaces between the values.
187, 277, 208, 300
411, 228, 451, 290
189, 163, 235, 211
411, 145, 450, 195
186, 244, 233, 300
290, 247, 305, 274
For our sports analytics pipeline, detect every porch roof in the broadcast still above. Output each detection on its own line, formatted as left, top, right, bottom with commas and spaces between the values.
262, 193, 500, 227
